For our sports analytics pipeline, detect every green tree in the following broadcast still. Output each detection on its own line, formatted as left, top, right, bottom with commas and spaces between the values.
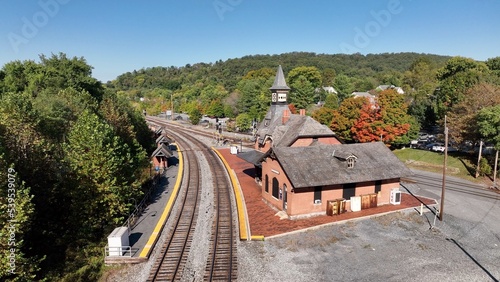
333, 74, 354, 102
323, 93, 339, 109
403, 57, 439, 127
321, 68, 336, 86
435, 56, 489, 119
477, 105, 500, 150
236, 76, 271, 117
0, 153, 41, 282
288, 66, 322, 88
312, 107, 335, 126
200, 84, 228, 106
242, 67, 274, 80
205, 99, 225, 117
38, 53, 104, 101
187, 105, 202, 125
223, 104, 235, 118
64, 111, 142, 234
447, 83, 500, 144
289, 75, 315, 110
235, 113, 252, 132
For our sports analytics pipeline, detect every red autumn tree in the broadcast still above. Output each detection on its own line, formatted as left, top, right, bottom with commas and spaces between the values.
330, 97, 369, 142
329, 90, 416, 145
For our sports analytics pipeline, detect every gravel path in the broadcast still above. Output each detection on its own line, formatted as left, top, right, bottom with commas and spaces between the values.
238, 210, 500, 281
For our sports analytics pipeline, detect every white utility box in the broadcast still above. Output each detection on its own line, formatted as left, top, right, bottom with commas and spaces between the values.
107, 227, 129, 256
350, 196, 361, 212
390, 189, 401, 205
230, 145, 239, 155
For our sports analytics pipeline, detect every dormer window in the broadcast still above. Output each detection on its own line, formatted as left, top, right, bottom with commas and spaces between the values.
347, 156, 356, 168
333, 150, 357, 168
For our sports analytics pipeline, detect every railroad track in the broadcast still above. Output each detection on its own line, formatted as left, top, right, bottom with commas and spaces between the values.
148, 118, 254, 147
204, 144, 237, 281
146, 117, 237, 281
146, 130, 202, 281
406, 172, 500, 201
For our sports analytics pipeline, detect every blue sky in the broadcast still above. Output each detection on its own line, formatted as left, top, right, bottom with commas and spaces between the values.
1, 0, 499, 82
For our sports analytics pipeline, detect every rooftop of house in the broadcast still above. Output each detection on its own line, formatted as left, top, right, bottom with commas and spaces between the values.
352, 91, 375, 98
155, 135, 172, 144
272, 142, 413, 188
151, 143, 173, 158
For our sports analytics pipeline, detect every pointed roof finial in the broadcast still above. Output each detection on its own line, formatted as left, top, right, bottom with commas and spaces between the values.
270, 65, 290, 91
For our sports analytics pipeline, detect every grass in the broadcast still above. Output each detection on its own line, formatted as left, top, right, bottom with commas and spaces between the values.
393, 148, 482, 183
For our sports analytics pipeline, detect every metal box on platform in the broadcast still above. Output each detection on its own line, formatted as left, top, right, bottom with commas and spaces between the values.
107, 227, 129, 256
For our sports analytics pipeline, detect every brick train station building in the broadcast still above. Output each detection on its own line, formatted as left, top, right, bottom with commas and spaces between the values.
238, 66, 412, 218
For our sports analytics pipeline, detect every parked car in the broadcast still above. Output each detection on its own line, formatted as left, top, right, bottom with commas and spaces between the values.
432, 144, 458, 152
418, 133, 429, 141
425, 143, 442, 150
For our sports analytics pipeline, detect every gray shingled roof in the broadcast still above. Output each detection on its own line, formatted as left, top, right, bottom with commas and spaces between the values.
237, 150, 266, 167
257, 114, 337, 147
155, 127, 164, 135
151, 143, 173, 158
269, 65, 290, 91
155, 135, 172, 144
272, 142, 413, 188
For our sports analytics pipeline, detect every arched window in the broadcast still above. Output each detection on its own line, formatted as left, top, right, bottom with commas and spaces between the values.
272, 177, 279, 199
265, 174, 269, 193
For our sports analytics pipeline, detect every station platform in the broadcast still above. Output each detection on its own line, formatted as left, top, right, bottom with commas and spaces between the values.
106, 138, 436, 264
105, 148, 182, 264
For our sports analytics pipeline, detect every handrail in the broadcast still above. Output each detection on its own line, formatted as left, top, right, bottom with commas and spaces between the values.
104, 245, 138, 257
122, 171, 163, 230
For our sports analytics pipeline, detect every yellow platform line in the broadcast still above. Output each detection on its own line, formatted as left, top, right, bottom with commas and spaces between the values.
212, 148, 262, 241
139, 143, 184, 258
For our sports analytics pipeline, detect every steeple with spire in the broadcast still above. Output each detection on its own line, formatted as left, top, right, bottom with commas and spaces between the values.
269, 65, 290, 105
260, 65, 290, 128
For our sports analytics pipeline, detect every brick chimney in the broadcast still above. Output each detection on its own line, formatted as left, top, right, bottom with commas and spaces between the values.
282, 109, 290, 124
299, 109, 306, 116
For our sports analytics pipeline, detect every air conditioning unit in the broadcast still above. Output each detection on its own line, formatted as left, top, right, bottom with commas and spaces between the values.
390, 189, 401, 205
314, 199, 321, 204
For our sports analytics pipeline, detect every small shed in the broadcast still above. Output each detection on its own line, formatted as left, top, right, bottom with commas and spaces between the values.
107, 227, 129, 256
151, 143, 173, 172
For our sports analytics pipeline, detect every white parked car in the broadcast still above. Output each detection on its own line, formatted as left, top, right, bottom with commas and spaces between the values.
432, 144, 458, 152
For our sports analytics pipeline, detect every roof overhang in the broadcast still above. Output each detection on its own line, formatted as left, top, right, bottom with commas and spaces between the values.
237, 150, 266, 167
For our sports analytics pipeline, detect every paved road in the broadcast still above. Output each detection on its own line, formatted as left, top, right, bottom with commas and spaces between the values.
405, 169, 500, 226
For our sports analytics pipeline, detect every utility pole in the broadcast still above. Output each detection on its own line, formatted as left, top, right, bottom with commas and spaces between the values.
440, 115, 448, 221
475, 140, 483, 178
493, 150, 499, 189
170, 93, 174, 120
